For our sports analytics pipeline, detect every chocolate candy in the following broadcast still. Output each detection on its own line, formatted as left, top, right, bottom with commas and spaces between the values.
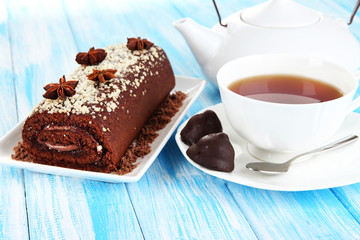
180, 110, 222, 146
186, 132, 234, 172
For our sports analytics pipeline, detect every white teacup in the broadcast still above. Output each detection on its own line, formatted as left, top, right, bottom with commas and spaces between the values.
217, 54, 360, 161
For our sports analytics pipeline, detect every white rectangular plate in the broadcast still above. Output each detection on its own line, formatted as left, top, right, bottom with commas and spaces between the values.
0, 76, 206, 183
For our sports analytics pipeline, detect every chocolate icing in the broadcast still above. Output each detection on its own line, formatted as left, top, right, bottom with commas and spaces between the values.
180, 110, 222, 146
186, 132, 235, 172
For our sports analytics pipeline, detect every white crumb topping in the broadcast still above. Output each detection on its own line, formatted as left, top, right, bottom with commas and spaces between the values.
33, 44, 166, 116
97, 145, 103, 152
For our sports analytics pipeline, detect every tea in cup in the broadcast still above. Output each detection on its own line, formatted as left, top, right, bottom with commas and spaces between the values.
217, 54, 360, 160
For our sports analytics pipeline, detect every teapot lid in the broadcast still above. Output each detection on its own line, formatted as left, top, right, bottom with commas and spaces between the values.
241, 0, 320, 28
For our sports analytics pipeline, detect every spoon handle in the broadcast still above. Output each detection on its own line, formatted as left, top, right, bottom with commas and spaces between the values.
288, 134, 359, 164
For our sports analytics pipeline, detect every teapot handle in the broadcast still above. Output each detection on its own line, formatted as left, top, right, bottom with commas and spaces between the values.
212, 0, 227, 27
348, 0, 360, 25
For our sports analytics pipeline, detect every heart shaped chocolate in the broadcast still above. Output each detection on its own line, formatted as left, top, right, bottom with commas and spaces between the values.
186, 132, 234, 172
180, 110, 222, 146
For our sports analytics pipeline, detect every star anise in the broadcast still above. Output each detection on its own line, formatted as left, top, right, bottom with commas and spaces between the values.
75, 47, 107, 66
127, 37, 154, 51
43, 75, 78, 100
87, 69, 117, 83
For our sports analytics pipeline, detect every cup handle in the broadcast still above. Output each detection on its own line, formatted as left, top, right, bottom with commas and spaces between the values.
349, 71, 360, 112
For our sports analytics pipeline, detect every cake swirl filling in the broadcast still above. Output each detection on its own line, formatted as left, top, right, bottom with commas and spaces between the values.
36, 125, 103, 164
44, 142, 79, 152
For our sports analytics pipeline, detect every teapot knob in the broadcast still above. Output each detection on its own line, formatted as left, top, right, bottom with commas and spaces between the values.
241, 0, 320, 28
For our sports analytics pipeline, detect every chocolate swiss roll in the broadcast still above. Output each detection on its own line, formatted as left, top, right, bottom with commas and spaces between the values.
21, 39, 175, 172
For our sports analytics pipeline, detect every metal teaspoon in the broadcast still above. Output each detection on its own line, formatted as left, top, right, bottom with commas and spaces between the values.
246, 135, 358, 173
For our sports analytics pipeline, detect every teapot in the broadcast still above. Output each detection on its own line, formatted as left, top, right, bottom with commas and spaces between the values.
173, 0, 360, 86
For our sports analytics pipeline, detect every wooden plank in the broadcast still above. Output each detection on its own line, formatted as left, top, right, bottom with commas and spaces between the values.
0, 1, 29, 239
80, 180, 143, 240
7, 0, 143, 239
226, 184, 360, 239
23, 174, 96, 239
0, 168, 29, 240
331, 184, 360, 223
126, 138, 257, 239
0, 0, 18, 134
6, 0, 78, 120
23, 173, 143, 240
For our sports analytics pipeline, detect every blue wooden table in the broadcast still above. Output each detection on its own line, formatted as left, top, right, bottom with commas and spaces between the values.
1, 0, 360, 239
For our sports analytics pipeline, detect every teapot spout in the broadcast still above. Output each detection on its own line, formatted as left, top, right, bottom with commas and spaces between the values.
173, 18, 223, 65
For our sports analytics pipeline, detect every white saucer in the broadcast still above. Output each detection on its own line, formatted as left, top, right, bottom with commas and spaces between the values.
175, 103, 360, 191
0, 76, 206, 183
